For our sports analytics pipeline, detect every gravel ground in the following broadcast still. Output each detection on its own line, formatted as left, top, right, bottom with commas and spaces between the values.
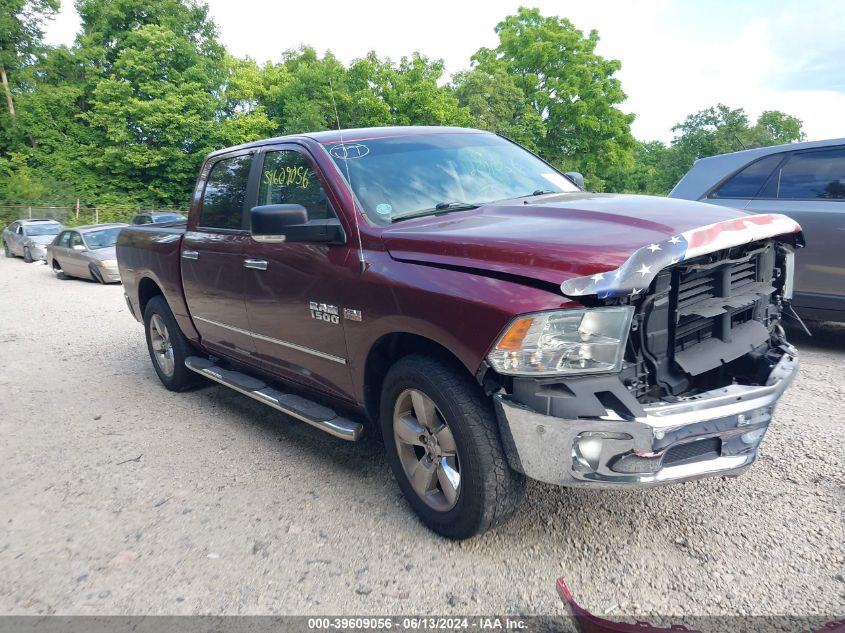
0, 255, 843, 618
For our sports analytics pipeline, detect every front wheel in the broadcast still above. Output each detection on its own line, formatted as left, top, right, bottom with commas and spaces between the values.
380, 355, 525, 539
143, 295, 203, 391
89, 264, 107, 284
23, 247, 33, 263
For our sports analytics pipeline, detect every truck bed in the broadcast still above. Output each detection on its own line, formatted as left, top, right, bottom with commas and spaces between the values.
116, 223, 198, 341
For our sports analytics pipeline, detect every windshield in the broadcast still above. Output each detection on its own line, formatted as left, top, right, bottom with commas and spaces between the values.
325, 132, 579, 223
24, 223, 62, 236
83, 227, 122, 249
153, 214, 184, 223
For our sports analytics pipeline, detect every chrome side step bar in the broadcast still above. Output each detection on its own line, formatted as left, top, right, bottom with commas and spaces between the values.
184, 356, 363, 441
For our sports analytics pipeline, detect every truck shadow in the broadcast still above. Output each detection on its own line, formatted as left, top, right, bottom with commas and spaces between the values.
785, 319, 845, 352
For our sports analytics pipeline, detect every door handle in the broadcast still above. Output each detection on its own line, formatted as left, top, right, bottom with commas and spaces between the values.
244, 259, 268, 271
181, 250, 199, 260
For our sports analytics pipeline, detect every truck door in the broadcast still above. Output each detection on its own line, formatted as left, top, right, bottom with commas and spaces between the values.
241, 145, 354, 400
181, 151, 257, 361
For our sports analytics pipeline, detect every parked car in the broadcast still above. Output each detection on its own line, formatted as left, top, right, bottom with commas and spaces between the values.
47, 223, 127, 284
117, 126, 802, 539
2, 219, 63, 262
669, 137, 845, 322
130, 211, 186, 225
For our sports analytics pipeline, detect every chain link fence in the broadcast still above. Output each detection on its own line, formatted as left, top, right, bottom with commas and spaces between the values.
0, 204, 187, 228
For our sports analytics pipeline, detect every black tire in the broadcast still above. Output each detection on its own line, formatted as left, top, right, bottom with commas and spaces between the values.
143, 295, 204, 392
380, 354, 525, 539
89, 264, 107, 284
52, 259, 67, 279
3, 241, 12, 258
23, 247, 33, 263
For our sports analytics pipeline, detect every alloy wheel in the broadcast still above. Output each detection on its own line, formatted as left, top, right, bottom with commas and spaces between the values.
393, 389, 461, 511
149, 314, 175, 377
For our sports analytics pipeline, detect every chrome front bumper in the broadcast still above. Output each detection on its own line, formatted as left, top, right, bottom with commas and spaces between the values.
493, 346, 799, 488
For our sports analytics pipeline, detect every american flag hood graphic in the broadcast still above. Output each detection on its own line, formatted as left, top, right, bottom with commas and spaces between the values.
560, 213, 803, 300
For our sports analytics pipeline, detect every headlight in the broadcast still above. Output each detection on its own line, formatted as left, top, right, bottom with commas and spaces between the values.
99, 259, 118, 268
487, 307, 634, 376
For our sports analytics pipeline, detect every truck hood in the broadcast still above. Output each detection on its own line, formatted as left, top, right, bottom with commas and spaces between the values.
381, 193, 755, 286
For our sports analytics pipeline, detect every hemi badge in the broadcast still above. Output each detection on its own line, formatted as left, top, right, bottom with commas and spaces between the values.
343, 308, 362, 322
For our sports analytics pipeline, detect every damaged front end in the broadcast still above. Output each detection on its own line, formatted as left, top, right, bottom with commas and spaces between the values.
490, 214, 803, 487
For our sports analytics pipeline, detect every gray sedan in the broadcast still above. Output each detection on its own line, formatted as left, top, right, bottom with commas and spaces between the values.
2, 219, 63, 262
670, 137, 845, 322
47, 224, 127, 284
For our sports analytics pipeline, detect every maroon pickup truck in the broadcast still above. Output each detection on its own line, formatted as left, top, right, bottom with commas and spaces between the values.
117, 126, 803, 539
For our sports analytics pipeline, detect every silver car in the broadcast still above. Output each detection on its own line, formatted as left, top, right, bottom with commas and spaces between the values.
47, 224, 127, 284
670, 137, 845, 322
129, 211, 186, 225
2, 219, 64, 262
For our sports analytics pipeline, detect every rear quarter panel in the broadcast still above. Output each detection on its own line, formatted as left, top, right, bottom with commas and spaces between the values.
116, 226, 200, 342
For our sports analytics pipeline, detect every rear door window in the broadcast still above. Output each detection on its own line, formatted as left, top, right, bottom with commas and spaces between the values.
200, 154, 253, 230
258, 150, 335, 221
772, 148, 845, 199
57, 231, 71, 248
69, 232, 83, 248
710, 154, 783, 199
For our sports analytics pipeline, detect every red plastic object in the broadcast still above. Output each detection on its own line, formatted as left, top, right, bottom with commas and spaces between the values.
557, 578, 700, 633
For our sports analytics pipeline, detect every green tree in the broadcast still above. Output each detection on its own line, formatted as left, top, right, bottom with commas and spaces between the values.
74, 0, 228, 205
749, 110, 805, 146
605, 140, 678, 196
0, 0, 59, 126
661, 104, 805, 193
452, 68, 544, 151
471, 7, 635, 188
608, 105, 806, 196
260, 48, 471, 134
0, 44, 92, 203
369, 53, 472, 127
216, 55, 276, 146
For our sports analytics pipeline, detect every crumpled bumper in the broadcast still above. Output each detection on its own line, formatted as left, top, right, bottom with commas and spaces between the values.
493, 346, 798, 488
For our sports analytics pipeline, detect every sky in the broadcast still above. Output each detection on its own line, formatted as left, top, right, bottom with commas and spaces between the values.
44, 0, 845, 143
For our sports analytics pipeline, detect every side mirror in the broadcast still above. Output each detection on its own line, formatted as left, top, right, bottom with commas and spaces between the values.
564, 171, 585, 189
250, 204, 346, 244
72, 244, 87, 252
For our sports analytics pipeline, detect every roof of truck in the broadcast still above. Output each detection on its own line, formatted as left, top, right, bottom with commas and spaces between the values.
207, 126, 487, 159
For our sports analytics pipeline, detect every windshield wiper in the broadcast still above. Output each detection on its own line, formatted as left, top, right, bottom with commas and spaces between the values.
390, 202, 479, 223
513, 189, 557, 200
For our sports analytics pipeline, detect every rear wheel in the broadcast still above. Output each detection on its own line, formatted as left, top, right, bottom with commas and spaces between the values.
143, 295, 203, 391
380, 354, 525, 539
23, 247, 33, 263
3, 241, 12, 258
52, 259, 67, 279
